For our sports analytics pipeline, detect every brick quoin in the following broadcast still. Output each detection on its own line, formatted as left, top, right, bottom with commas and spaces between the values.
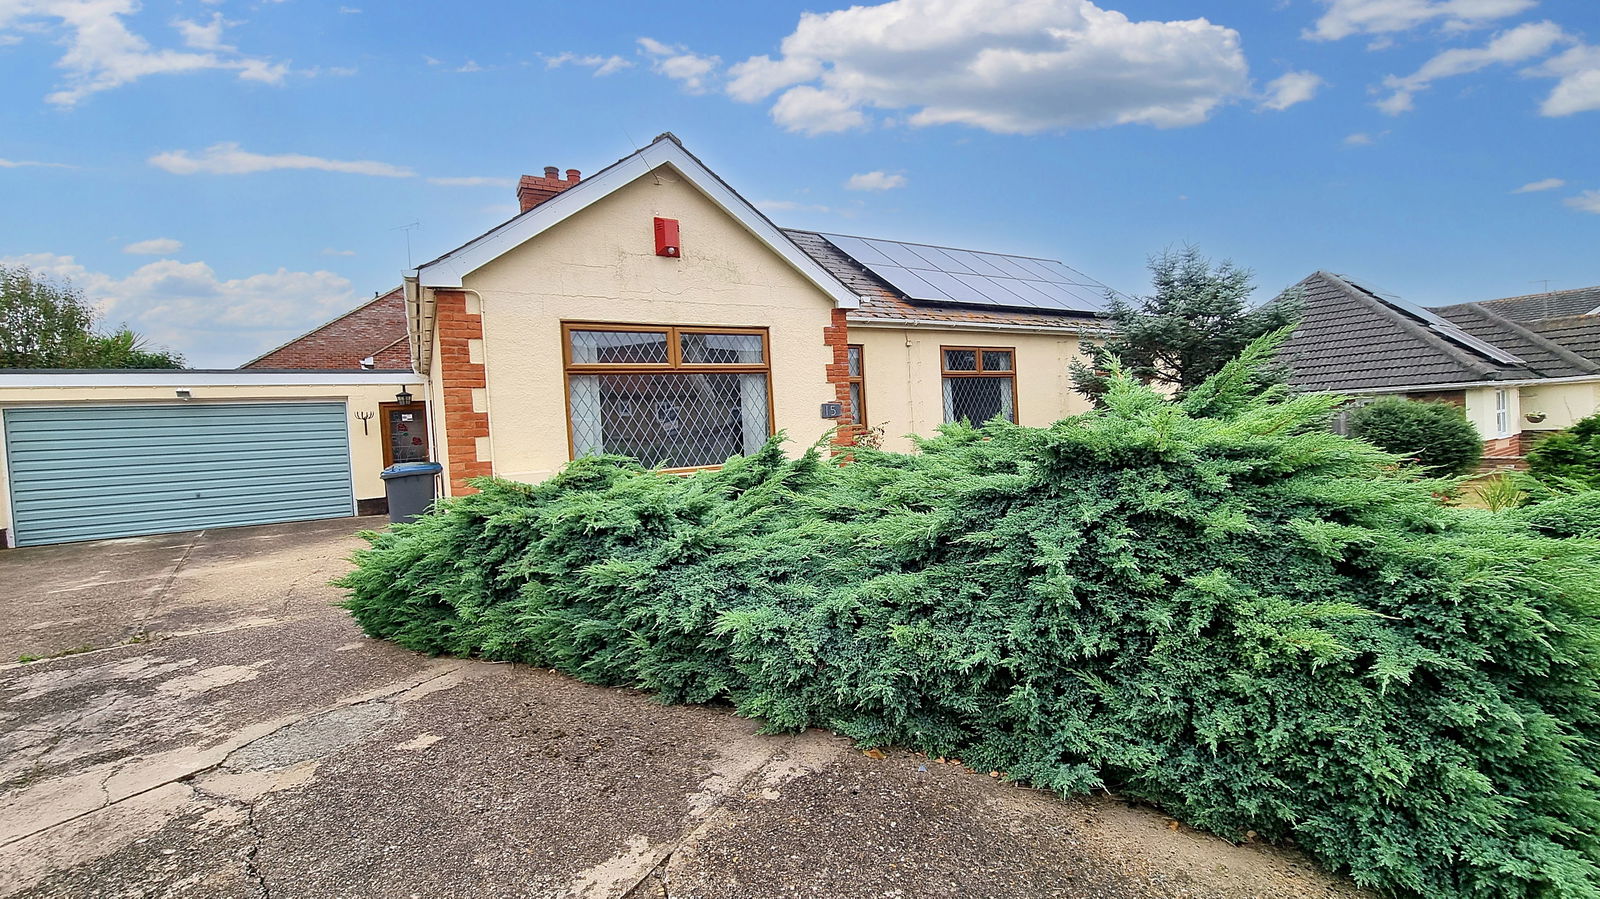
435, 290, 493, 494
822, 308, 857, 448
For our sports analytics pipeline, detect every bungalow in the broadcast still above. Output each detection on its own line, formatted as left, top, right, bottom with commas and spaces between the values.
0, 133, 1118, 546
1279, 272, 1600, 465
400, 133, 1115, 495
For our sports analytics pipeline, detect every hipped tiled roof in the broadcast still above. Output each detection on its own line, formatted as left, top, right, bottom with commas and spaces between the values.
1280, 271, 1600, 392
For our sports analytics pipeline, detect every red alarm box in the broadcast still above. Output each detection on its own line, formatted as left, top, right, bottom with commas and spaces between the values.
654, 217, 680, 257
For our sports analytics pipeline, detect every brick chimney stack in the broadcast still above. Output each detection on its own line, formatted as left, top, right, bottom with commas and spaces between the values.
517, 166, 581, 213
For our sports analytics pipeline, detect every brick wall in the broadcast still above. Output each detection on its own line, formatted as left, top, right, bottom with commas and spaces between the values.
435, 290, 493, 494
822, 309, 857, 447
245, 288, 407, 370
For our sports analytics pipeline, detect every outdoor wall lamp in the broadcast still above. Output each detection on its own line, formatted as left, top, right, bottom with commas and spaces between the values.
395, 388, 413, 405
175, 389, 192, 401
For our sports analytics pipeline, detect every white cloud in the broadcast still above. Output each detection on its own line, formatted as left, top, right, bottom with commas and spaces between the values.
338, 6, 361, 13
149, 143, 415, 177
0, 0, 290, 106
173, 13, 229, 52
427, 175, 515, 187
321, 248, 356, 256
545, 52, 633, 76
122, 237, 183, 255
1527, 43, 1600, 116
0, 157, 72, 168
1512, 177, 1565, 193
1376, 21, 1569, 114
456, 59, 483, 73
1259, 70, 1325, 110
638, 37, 720, 93
1344, 131, 1377, 145
719, 0, 1250, 136
1565, 190, 1600, 214
769, 85, 869, 135
1, 252, 356, 367
1306, 0, 1535, 42
845, 170, 907, 191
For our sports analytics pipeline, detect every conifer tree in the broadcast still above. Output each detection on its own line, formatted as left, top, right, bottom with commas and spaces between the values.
1071, 246, 1297, 401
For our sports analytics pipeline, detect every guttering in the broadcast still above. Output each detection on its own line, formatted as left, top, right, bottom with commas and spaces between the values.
847, 316, 1110, 337
1327, 372, 1600, 395
0, 370, 417, 389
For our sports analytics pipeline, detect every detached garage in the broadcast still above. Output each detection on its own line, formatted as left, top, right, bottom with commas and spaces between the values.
0, 370, 423, 548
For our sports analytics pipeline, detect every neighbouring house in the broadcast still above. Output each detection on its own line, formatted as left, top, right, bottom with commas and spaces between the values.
1279, 271, 1600, 466
243, 286, 410, 372
405, 133, 1115, 495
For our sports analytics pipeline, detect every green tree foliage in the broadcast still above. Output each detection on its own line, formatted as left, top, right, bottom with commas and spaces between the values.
1347, 397, 1484, 477
0, 265, 184, 369
1527, 413, 1600, 489
1070, 246, 1299, 401
341, 341, 1600, 899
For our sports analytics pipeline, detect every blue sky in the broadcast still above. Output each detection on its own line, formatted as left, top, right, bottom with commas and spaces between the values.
1, 0, 1596, 367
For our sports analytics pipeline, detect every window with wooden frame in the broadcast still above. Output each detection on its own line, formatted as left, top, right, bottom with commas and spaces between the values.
563, 323, 772, 469
846, 344, 866, 425
940, 346, 1016, 425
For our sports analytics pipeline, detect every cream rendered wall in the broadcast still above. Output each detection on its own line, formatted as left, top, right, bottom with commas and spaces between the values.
851, 326, 1093, 453
1464, 385, 1517, 439
462, 168, 839, 484
1518, 380, 1600, 431
0, 382, 410, 533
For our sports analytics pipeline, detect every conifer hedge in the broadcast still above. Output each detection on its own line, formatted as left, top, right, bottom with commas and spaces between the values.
340, 348, 1600, 899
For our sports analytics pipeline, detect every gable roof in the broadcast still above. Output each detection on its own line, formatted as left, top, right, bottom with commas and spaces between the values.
241, 286, 411, 371
784, 229, 1107, 332
412, 133, 859, 308
1280, 272, 1600, 392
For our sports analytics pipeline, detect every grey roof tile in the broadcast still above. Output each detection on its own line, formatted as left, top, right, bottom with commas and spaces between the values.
1463, 286, 1600, 322
1280, 272, 1536, 391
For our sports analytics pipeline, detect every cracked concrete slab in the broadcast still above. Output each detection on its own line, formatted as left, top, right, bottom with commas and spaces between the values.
0, 518, 1371, 899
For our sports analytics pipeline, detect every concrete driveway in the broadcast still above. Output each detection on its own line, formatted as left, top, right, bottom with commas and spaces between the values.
0, 519, 1367, 899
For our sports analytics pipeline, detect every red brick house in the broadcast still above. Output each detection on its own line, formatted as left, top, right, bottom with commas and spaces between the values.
243, 287, 410, 371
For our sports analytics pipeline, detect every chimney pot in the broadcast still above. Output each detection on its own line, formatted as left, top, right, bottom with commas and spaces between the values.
517, 166, 583, 213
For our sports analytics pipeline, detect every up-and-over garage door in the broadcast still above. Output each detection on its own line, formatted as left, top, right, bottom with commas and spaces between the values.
4, 402, 354, 546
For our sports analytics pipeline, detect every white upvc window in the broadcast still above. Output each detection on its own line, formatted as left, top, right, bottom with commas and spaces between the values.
1494, 388, 1511, 438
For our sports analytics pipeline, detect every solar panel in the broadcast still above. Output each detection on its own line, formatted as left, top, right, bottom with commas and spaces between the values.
1341, 275, 1526, 366
819, 232, 1116, 315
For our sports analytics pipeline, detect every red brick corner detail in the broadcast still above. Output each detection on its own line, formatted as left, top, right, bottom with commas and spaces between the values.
435, 290, 492, 494
823, 309, 857, 448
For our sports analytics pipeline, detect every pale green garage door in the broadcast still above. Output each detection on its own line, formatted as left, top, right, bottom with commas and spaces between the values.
4, 402, 354, 546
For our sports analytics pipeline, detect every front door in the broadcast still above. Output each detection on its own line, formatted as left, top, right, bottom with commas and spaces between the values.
380, 402, 430, 467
